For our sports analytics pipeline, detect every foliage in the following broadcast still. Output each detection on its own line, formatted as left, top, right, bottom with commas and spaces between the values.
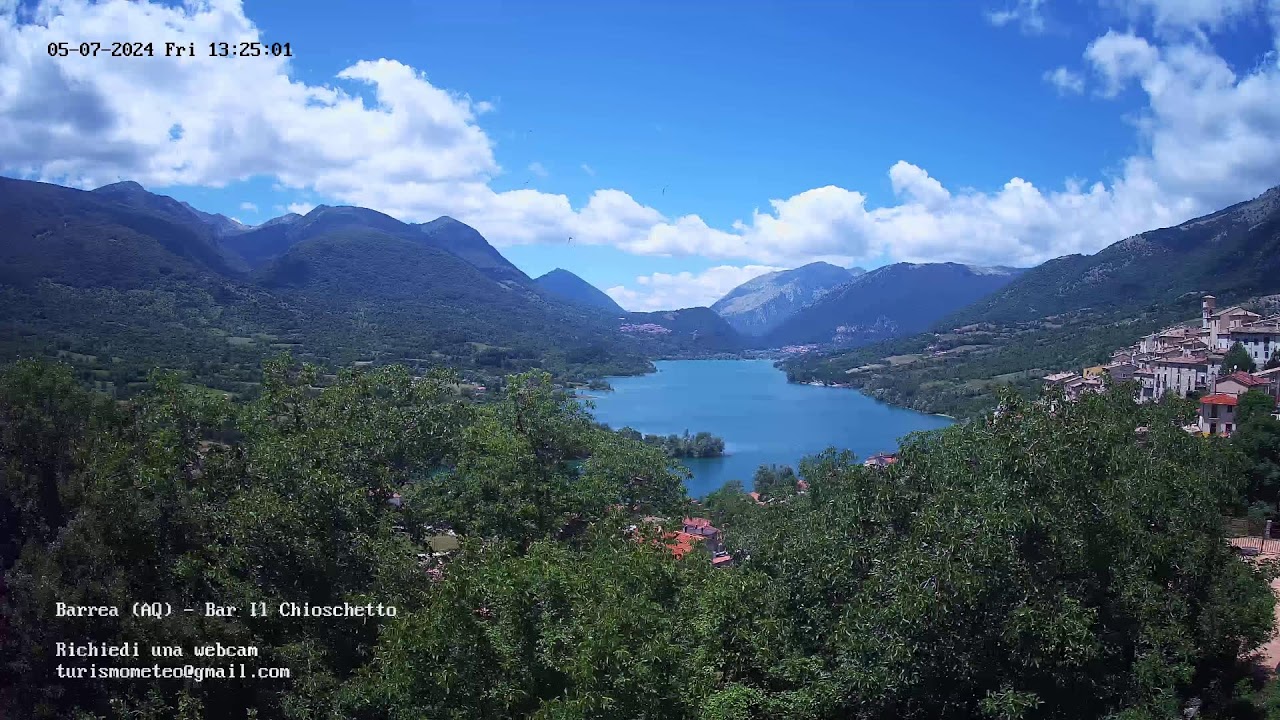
1233, 390, 1280, 514
751, 463, 797, 500
1267, 349, 1280, 371
2, 357, 1274, 719
1225, 342, 1260, 374
614, 427, 727, 458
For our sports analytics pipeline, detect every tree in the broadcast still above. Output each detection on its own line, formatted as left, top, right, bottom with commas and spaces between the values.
1266, 348, 1280, 371
1234, 390, 1280, 513
1223, 341, 1258, 374
752, 463, 797, 500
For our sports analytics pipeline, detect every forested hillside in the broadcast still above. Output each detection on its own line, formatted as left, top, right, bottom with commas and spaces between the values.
0, 177, 737, 397
784, 185, 1280, 417
2, 357, 1276, 718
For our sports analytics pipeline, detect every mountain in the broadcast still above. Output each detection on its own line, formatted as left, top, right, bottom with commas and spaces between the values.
2, 177, 243, 287
948, 185, 1280, 326
781, 184, 1280, 419
764, 262, 1024, 347
416, 216, 529, 284
91, 180, 248, 239
219, 205, 422, 268
0, 176, 694, 396
220, 208, 531, 285
711, 262, 855, 336
535, 269, 625, 314
622, 307, 744, 353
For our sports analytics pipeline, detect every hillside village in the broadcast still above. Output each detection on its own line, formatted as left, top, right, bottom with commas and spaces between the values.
1044, 295, 1280, 435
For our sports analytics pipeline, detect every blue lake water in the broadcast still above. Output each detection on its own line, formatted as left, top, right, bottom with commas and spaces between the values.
583, 359, 954, 498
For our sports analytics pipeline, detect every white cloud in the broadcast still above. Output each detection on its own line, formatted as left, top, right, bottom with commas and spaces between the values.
287, 202, 315, 215
1085, 30, 1162, 96
1106, 0, 1263, 35
606, 265, 784, 312
528, 161, 548, 178
581, 163, 596, 176
1, 0, 1279, 281
987, 0, 1048, 33
239, 201, 258, 212
1044, 66, 1086, 94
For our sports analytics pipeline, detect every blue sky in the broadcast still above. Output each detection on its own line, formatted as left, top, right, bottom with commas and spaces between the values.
2, 0, 1280, 309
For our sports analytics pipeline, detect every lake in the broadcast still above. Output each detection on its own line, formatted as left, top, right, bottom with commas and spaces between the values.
583, 359, 954, 498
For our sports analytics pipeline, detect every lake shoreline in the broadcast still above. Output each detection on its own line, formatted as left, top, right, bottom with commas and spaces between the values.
586, 359, 952, 497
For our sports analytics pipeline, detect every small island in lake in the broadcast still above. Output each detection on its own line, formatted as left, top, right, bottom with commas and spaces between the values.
616, 427, 726, 458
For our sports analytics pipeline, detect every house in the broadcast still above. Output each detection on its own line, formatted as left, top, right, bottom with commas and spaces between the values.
1151, 355, 1220, 401
1082, 365, 1106, 379
1043, 372, 1080, 387
1198, 394, 1238, 436
682, 517, 723, 552
664, 531, 705, 560
1227, 317, 1280, 368
1133, 369, 1157, 402
1103, 362, 1137, 383
711, 552, 734, 568
1213, 371, 1272, 398
1064, 376, 1103, 401
1256, 366, 1280, 398
864, 452, 898, 469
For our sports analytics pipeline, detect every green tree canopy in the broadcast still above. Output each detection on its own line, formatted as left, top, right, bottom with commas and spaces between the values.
1224, 341, 1259, 374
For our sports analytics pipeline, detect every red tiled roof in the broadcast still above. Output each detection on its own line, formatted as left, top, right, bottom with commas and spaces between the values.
683, 517, 713, 529
711, 555, 733, 566
1201, 394, 1238, 406
1223, 371, 1270, 387
665, 531, 704, 559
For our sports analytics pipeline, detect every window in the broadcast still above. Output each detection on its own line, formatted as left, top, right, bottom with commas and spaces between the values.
1210, 404, 1219, 419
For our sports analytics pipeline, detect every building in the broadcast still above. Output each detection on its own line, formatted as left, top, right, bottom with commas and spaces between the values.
1063, 376, 1103, 401
1102, 361, 1137, 383
1213, 371, 1272, 398
1227, 317, 1280, 368
1203, 295, 1263, 349
1043, 372, 1079, 387
682, 517, 723, 552
1133, 368, 1157, 402
1256, 367, 1280, 399
1198, 394, 1238, 436
1082, 365, 1106, 379
1151, 355, 1221, 401
864, 452, 898, 469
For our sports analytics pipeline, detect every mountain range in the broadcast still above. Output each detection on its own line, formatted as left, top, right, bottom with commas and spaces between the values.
707, 260, 1024, 348
0, 177, 735, 394
711, 262, 861, 336
782, 182, 1280, 418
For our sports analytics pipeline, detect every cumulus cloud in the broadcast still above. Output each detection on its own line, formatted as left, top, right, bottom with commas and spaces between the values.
606, 265, 785, 312
528, 161, 548, 178
287, 202, 316, 215
239, 201, 257, 212
1, 0, 1280, 312
987, 0, 1048, 33
1106, 0, 1264, 35
1044, 66, 1086, 94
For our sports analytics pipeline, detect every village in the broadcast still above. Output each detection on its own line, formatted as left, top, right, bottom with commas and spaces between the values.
1044, 295, 1280, 435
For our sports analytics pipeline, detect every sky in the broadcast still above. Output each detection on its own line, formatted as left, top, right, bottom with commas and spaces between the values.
2, 0, 1279, 311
